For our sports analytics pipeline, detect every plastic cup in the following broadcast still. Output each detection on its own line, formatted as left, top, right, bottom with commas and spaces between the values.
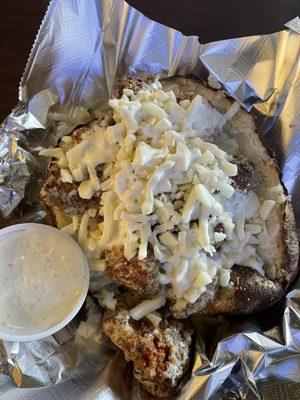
0, 223, 89, 342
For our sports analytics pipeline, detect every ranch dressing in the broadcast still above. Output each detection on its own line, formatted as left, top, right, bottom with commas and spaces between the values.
0, 224, 89, 339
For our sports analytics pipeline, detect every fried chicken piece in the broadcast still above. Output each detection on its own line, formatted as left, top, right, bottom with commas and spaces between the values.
169, 280, 218, 319
102, 309, 192, 398
105, 247, 160, 295
232, 156, 254, 193
41, 125, 105, 215
41, 163, 103, 215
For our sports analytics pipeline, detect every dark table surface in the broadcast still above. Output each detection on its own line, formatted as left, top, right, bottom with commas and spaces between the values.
0, 0, 299, 122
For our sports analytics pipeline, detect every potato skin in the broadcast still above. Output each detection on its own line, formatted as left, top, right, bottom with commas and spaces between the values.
200, 204, 298, 317
280, 201, 299, 290
203, 265, 283, 315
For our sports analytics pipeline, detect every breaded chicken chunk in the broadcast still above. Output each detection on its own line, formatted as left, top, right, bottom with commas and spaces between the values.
105, 247, 160, 295
41, 163, 103, 215
102, 308, 192, 398
40, 126, 103, 215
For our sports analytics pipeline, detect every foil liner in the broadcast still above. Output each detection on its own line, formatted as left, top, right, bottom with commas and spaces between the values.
0, 0, 299, 399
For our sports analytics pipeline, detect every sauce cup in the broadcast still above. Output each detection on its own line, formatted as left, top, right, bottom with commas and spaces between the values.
0, 223, 89, 341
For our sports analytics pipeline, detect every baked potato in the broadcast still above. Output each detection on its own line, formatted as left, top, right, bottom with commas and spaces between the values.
40, 75, 299, 398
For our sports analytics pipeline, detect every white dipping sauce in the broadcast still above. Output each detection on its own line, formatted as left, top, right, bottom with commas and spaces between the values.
0, 224, 89, 339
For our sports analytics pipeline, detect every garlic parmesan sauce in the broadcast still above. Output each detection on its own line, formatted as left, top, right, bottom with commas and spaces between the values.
0, 224, 88, 335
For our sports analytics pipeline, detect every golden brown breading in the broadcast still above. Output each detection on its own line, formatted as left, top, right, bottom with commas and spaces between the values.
40, 163, 103, 215
105, 247, 160, 295
40, 126, 103, 215
102, 308, 192, 398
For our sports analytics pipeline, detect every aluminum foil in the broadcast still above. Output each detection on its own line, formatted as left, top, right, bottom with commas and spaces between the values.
0, 0, 299, 399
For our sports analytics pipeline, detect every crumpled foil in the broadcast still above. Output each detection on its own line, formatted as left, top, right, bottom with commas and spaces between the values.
0, 1, 299, 399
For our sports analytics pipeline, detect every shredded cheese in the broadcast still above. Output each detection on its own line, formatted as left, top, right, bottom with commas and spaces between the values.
130, 296, 166, 320
146, 312, 162, 327
40, 77, 273, 309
